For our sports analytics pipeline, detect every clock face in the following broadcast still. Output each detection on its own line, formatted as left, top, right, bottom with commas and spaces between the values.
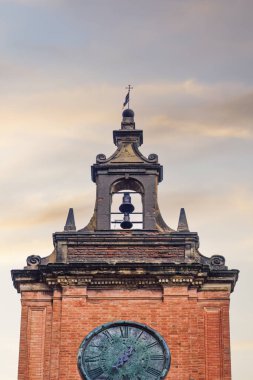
78, 321, 171, 380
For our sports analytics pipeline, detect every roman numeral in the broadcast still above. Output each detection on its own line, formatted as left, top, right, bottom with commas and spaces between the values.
150, 354, 164, 361
85, 354, 101, 363
88, 366, 104, 379
146, 366, 161, 377
85, 358, 99, 364
147, 341, 159, 349
90, 344, 104, 351
120, 325, 129, 338
135, 330, 144, 341
102, 330, 113, 342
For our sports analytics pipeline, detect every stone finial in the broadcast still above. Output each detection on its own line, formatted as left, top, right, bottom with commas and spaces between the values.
177, 208, 190, 232
64, 208, 76, 231
121, 108, 135, 130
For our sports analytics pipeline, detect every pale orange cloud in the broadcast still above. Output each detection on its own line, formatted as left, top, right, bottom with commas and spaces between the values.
1, 81, 252, 142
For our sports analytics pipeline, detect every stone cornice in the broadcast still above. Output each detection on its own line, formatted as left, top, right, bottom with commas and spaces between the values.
52, 230, 200, 246
12, 262, 239, 294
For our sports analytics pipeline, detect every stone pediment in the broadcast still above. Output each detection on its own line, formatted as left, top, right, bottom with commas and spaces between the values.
109, 143, 144, 163
96, 142, 158, 165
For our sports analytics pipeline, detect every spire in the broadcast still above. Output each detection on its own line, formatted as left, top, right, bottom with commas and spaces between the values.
177, 208, 190, 232
64, 208, 76, 231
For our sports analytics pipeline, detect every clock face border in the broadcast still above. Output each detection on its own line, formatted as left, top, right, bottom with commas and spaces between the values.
77, 320, 171, 380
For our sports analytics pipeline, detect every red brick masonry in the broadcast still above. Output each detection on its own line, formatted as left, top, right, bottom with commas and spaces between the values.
18, 286, 232, 380
68, 246, 185, 263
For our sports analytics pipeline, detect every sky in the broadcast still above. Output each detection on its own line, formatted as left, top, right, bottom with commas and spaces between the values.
0, 0, 253, 378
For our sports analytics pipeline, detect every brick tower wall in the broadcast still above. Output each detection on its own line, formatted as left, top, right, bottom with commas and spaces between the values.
18, 286, 232, 380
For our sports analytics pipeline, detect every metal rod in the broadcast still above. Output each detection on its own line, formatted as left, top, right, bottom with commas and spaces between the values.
112, 191, 142, 194
125, 84, 133, 109
111, 212, 143, 215
112, 221, 143, 224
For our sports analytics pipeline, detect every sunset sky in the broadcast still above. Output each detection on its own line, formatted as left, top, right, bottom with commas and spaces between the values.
1, 1, 253, 378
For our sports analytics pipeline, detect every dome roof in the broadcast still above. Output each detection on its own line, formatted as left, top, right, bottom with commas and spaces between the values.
122, 109, 134, 118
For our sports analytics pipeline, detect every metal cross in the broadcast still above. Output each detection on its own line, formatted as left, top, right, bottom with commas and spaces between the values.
125, 84, 133, 108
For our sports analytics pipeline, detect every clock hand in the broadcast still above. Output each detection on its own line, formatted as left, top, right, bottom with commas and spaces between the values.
112, 346, 134, 369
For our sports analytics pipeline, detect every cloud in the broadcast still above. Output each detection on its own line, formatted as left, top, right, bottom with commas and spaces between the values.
0, 84, 121, 134
0, 189, 96, 264
0, 189, 95, 229
1, 80, 253, 142
159, 185, 253, 235
136, 82, 253, 140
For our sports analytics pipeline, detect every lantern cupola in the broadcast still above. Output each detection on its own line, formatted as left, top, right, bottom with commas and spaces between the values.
89, 109, 171, 231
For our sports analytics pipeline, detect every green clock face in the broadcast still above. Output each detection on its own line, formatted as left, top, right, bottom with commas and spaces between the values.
78, 321, 171, 380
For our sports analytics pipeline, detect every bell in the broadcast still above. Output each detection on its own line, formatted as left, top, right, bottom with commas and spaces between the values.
119, 192, 135, 214
120, 213, 133, 229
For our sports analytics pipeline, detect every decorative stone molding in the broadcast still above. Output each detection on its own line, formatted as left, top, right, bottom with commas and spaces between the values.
148, 153, 158, 162
210, 255, 226, 269
26, 255, 41, 267
12, 262, 238, 293
96, 153, 107, 163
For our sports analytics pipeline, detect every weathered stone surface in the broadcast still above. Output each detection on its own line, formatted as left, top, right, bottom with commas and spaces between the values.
177, 208, 189, 232
64, 208, 76, 231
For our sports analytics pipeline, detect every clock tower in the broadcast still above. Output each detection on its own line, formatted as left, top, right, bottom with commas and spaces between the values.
12, 108, 238, 380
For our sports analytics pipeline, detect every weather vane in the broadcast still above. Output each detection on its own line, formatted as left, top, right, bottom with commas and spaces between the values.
122, 84, 133, 109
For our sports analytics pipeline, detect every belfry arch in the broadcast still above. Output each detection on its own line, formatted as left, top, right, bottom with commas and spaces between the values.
110, 178, 144, 229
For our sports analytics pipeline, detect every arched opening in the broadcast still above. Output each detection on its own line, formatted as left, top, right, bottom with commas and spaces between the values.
110, 178, 144, 230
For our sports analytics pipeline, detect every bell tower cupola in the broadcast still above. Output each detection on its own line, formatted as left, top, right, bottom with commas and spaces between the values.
89, 109, 171, 231
11, 99, 239, 380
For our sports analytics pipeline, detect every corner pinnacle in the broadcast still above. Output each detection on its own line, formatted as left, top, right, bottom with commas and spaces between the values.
64, 208, 76, 231
177, 208, 190, 232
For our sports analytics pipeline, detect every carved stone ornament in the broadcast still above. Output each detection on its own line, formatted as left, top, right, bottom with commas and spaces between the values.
96, 153, 107, 163
148, 153, 158, 162
210, 255, 226, 269
26, 255, 41, 267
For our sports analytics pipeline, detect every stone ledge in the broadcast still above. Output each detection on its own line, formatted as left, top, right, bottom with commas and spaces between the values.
12, 262, 239, 294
